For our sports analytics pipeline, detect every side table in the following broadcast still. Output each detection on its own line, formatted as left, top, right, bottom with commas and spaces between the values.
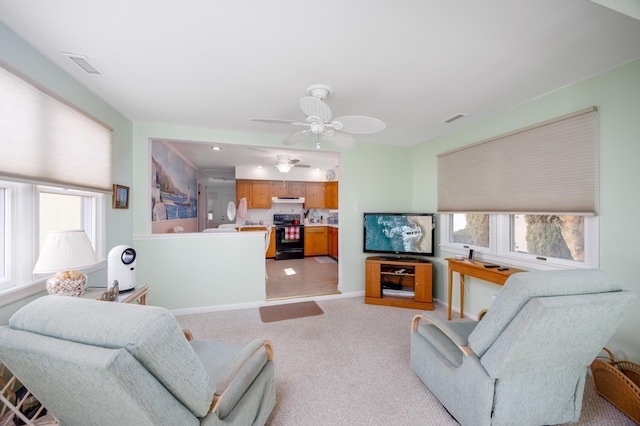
81, 285, 149, 305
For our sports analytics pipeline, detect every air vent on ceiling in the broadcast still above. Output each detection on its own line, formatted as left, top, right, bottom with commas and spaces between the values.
60, 52, 102, 75
443, 113, 468, 124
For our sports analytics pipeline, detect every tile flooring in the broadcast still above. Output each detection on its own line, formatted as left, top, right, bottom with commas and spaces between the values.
265, 256, 339, 300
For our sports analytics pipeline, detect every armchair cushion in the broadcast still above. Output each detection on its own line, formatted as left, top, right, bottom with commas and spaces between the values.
469, 269, 623, 357
191, 339, 270, 419
9, 295, 213, 417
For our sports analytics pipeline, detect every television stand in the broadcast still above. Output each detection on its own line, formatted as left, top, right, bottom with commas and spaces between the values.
365, 256, 433, 310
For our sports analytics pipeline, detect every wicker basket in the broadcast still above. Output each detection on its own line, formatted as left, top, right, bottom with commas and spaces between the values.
590, 347, 640, 424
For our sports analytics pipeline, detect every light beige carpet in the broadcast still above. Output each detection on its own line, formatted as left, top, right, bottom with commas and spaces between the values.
176, 297, 635, 425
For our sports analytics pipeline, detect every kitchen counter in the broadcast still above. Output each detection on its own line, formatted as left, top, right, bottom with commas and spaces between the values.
304, 223, 339, 228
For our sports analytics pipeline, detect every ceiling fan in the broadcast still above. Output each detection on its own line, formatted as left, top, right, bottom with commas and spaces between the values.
251, 84, 385, 148
275, 154, 310, 173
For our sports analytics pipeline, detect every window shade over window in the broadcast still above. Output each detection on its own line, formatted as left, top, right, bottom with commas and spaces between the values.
438, 107, 597, 215
0, 64, 112, 192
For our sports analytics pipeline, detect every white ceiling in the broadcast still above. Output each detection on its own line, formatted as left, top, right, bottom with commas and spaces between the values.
2, 0, 640, 170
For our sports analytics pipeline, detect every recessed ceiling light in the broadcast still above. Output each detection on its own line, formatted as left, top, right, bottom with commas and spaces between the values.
210, 146, 221, 151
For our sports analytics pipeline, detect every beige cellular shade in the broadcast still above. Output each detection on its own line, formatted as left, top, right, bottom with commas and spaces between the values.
0, 63, 112, 192
438, 107, 598, 215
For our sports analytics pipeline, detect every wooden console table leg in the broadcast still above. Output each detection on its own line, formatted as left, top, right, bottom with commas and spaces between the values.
459, 274, 465, 319
447, 268, 453, 320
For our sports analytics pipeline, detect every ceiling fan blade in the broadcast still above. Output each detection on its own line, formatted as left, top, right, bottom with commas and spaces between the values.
299, 97, 332, 122
332, 115, 386, 134
294, 164, 311, 168
283, 131, 312, 146
250, 118, 298, 125
323, 131, 354, 148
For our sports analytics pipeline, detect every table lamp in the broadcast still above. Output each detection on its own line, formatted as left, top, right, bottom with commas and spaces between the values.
33, 230, 99, 297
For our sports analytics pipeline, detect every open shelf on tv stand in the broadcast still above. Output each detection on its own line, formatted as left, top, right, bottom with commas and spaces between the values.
377, 255, 430, 263
364, 256, 433, 310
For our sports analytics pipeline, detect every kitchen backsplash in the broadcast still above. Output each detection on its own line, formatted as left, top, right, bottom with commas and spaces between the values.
238, 206, 336, 225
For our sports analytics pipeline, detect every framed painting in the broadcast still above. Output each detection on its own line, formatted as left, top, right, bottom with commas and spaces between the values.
113, 184, 129, 209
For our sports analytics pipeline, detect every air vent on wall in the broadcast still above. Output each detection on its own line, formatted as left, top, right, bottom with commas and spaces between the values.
443, 113, 468, 124
60, 52, 102, 75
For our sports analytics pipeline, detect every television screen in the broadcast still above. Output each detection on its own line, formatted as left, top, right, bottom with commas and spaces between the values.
363, 213, 435, 257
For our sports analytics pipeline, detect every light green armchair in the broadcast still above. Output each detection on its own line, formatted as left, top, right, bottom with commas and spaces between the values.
411, 269, 636, 426
0, 296, 275, 426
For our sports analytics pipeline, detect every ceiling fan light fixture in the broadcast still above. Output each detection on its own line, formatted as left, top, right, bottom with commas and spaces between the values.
276, 163, 292, 173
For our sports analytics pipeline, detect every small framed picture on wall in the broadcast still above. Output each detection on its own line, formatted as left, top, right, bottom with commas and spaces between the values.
113, 184, 129, 209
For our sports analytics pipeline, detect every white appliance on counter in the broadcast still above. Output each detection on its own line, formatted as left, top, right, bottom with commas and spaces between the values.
107, 245, 137, 291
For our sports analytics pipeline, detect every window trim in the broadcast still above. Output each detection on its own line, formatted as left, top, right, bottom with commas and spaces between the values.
0, 180, 106, 306
439, 213, 599, 271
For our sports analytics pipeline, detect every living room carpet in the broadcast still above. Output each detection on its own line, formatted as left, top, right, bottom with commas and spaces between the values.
177, 297, 634, 425
259, 301, 324, 323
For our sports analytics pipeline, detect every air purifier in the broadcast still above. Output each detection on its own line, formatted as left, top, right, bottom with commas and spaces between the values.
107, 245, 136, 291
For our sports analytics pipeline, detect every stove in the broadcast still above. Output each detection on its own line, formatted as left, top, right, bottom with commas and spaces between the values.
273, 214, 305, 260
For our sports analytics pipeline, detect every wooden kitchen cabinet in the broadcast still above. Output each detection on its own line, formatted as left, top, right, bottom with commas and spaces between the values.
324, 181, 338, 209
251, 181, 272, 208
267, 230, 276, 258
236, 179, 251, 207
305, 183, 324, 208
304, 226, 328, 256
272, 181, 306, 197
328, 226, 338, 259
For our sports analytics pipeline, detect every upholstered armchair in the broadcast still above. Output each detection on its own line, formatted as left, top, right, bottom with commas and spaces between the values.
411, 269, 636, 426
0, 296, 275, 426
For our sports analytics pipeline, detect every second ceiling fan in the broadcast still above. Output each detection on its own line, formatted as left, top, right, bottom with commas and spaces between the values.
251, 84, 385, 148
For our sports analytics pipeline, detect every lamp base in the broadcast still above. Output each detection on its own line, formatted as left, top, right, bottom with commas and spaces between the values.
45, 271, 87, 297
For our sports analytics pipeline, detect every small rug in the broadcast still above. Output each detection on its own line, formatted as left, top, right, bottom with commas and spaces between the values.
259, 301, 324, 323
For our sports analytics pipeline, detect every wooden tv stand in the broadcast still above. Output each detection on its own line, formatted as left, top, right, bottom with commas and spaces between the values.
365, 256, 433, 310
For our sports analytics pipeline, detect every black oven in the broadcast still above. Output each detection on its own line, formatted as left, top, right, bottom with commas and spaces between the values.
274, 214, 305, 260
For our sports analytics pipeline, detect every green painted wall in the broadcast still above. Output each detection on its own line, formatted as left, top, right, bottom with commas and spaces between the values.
412, 58, 640, 361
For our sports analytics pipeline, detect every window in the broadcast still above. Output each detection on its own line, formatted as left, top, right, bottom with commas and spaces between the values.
441, 213, 598, 270
438, 108, 598, 270
0, 181, 106, 298
0, 63, 111, 305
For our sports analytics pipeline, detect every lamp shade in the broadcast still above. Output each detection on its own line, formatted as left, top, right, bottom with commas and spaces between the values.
33, 230, 99, 273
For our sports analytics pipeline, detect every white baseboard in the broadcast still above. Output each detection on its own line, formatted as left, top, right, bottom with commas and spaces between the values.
172, 290, 364, 317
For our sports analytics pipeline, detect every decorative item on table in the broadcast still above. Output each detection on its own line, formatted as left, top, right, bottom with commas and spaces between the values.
33, 230, 99, 297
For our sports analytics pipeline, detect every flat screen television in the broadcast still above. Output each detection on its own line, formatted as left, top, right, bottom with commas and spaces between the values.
363, 212, 435, 258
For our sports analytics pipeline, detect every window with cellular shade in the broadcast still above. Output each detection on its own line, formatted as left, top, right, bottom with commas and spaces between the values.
0, 63, 112, 192
437, 107, 597, 215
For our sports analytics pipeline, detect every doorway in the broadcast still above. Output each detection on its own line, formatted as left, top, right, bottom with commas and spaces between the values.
265, 256, 339, 300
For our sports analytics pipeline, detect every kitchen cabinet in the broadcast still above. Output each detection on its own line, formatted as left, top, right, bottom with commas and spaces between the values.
328, 227, 338, 259
305, 183, 324, 208
304, 226, 328, 256
236, 180, 251, 207
324, 181, 338, 209
272, 181, 306, 197
251, 181, 272, 208
267, 230, 276, 258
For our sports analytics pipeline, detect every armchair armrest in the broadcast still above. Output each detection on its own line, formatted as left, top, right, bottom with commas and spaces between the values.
210, 339, 274, 417
412, 313, 477, 357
